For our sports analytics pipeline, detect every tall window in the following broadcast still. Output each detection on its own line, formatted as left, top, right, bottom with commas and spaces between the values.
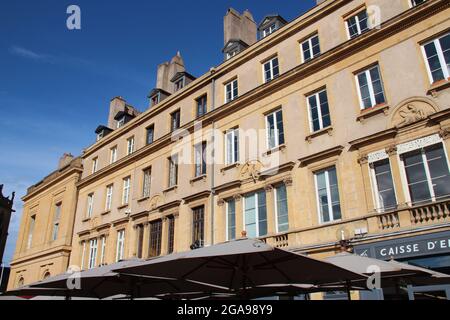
315, 167, 342, 224
422, 33, 450, 84
196, 95, 207, 118
122, 177, 131, 205
167, 215, 175, 254
27, 215, 36, 249
142, 168, 152, 198
266, 109, 285, 150
100, 236, 106, 266
127, 137, 135, 155
80, 241, 86, 270
149, 220, 162, 257
116, 230, 125, 262
110, 147, 117, 164
244, 191, 267, 238
402, 143, 450, 204
371, 159, 397, 211
301, 34, 321, 62
105, 185, 113, 211
168, 155, 178, 187
225, 128, 239, 165
226, 199, 236, 241
346, 10, 369, 39
146, 125, 155, 145
192, 206, 205, 248
87, 193, 94, 218
275, 184, 289, 233
88, 238, 98, 269
225, 79, 238, 103
170, 110, 181, 132
356, 64, 386, 109
307, 89, 331, 132
51, 203, 62, 241
194, 142, 207, 177
263, 57, 280, 83
92, 157, 98, 174
136, 224, 144, 259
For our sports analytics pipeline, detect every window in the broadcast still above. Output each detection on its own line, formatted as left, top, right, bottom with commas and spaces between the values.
356, 64, 386, 109
226, 50, 239, 60
100, 236, 106, 266
149, 220, 162, 257
244, 191, 267, 238
225, 128, 239, 165
146, 125, 154, 145
196, 95, 207, 118
116, 230, 125, 262
226, 199, 236, 241
192, 206, 205, 248
301, 34, 321, 62
266, 109, 285, 150
194, 142, 207, 177
88, 238, 98, 269
225, 79, 238, 103
136, 224, 144, 259
80, 241, 86, 270
96, 132, 104, 142
275, 184, 289, 233
105, 184, 113, 211
92, 157, 98, 174
315, 167, 342, 223
168, 155, 178, 187
87, 193, 94, 218
151, 93, 160, 106
167, 215, 175, 254
371, 159, 397, 211
27, 215, 36, 249
263, 23, 277, 37
127, 137, 135, 155
142, 168, 152, 198
110, 147, 117, 164
307, 89, 331, 132
170, 110, 181, 132
51, 203, 62, 241
116, 117, 125, 129
263, 57, 280, 83
422, 33, 450, 83
174, 78, 185, 91
410, 0, 426, 7
401, 143, 450, 204
122, 177, 131, 205
346, 10, 369, 39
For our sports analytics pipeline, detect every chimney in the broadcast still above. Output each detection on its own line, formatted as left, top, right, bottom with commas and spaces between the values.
224, 8, 257, 47
155, 52, 186, 94
168, 51, 186, 86
156, 62, 170, 93
58, 153, 74, 169
108, 96, 126, 129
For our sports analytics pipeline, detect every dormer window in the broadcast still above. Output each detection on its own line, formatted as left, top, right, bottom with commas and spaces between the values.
151, 93, 160, 106
226, 50, 239, 60
116, 117, 125, 129
95, 125, 113, 142
258, 15, 287, 40
96, 131, 104, 142
262, 23, 277, 38
175, 78, 185, 92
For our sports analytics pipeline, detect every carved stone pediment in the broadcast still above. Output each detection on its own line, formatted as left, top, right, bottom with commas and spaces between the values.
240, 160, 264, 182
390, 97, 439, 128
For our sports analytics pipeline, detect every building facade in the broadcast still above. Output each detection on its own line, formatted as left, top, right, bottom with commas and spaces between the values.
8, 0, 450, 299
7, 155, 82, 289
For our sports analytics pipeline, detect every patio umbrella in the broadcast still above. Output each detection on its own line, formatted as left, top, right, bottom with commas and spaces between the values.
2, 286, 90, 299
325, 253, 450, 287
113, 239, 366, 296
29, 259, 228, 299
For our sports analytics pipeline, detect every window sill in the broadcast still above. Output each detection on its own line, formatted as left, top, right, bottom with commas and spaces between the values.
100, 211, 111, 216
220, 162, 240, 173
117, 204, 129, 210
163, 185, 178, 194
263, 144, 286, 157
305, 127, 333, 143
427, 78, 450, 97
356, 103, 389, 123
190, 175, 207, 185
137, 196, 150, 203
82, 217, 91, 223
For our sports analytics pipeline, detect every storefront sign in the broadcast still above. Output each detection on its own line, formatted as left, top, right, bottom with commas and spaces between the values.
354, 231, 450, 260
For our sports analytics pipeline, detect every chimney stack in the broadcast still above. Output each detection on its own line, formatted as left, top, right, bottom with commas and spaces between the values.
58, 153, 74, 169
224, 8, 257, 46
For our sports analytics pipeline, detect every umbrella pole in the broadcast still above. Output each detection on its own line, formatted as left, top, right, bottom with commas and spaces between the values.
346, 281, 352, 301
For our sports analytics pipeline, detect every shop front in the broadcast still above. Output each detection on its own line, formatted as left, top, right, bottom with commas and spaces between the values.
354, 230, 450, 300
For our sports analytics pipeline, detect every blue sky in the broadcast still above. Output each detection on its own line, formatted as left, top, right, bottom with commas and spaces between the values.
0, 0, 315, 266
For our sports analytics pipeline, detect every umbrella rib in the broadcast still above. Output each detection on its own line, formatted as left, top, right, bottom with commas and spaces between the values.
258, 252, 293, 283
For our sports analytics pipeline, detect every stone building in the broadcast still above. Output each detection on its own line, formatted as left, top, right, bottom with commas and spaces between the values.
8, 0, 450, 299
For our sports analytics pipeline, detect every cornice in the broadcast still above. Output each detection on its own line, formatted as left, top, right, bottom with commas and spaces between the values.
298, 146, 345, 167
10, 246, 72, 266
182, 190, 212, 204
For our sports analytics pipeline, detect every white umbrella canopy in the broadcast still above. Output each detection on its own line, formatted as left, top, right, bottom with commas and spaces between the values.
29, 259, 228, 299
114, 239, 366, 291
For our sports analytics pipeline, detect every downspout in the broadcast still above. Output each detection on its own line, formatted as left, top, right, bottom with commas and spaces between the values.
210, 72, 217, 246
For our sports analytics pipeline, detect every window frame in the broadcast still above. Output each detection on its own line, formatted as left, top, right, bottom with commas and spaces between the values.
87, 193, 94, 218
421, 33, 450, 84
345, 9, 369, 39
168, 155, 179, 188
51, 202, 62, 241
225, 127, 240, 165
409, 0, 426, 8
122, 177, 131, 205
100, 236, 106, 266
225, 199, 236, 241
355, 64, 386, 110
115, 229, 125, 262
196, 95, 208, 118
105, 184, 114, 211
88, 238, 98, 269
170, 110, 181, 132
262, 56, 280, 83
300, 34, 321, 63
142, 168, 152, 198
92, 157, 98, 174
314, 167, 342, 224
265, 108, 285, 150
192, 206, 205, 247
274, 184, 289, 233
126, 137, 135, 156
369, 158, 398, 213
306, 88, 331, 133
146, 125, 155, 145
110, 146, 118, 164
194, 141, 207, 177
243, 191, 268, 238
224, 79, 238, 103
262, 23, 277, 38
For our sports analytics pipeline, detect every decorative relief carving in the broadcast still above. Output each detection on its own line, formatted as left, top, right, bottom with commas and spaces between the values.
264, 185, 274, 193
397, 134, 442, 155
217, 199, 225, 206
357, 154, 369, 165
390, 98, 439, 128
385, 145, 397, 156
367, 150, 389, 163
283, 177, 293, 187
149, 194, 163, 210
233, 194, 242, 202
439, 128, 450, 140
240, 160, 264, 182
89, 217, 100, 229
